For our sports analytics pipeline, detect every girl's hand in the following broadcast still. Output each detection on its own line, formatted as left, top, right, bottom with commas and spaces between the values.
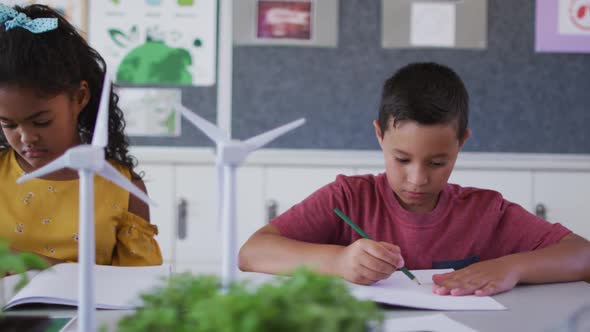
432, 258, 521, 296
334, 238, 404, 285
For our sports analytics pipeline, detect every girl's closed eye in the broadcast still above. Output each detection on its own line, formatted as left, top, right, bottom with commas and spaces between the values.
395, 157, 410, 164
33, 120, 52, 127
0, 120, 52, 128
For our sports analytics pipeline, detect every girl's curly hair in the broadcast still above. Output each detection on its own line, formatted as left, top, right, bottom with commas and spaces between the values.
0, 4, 136, 172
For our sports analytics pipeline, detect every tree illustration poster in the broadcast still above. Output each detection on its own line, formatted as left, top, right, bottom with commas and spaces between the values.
88, 0, 217, 86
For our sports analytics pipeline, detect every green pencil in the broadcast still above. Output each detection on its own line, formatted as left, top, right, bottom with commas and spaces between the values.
334, 208, 421, 285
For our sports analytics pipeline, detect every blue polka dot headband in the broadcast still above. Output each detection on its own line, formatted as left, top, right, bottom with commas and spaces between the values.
0, 4, 58, 33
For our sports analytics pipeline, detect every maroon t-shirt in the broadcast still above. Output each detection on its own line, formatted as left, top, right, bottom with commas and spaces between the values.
271, 173, 571, 269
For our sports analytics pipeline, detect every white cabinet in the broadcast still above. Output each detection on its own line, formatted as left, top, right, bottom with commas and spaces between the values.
173, 165, 265, 274
264, 166, 355, 218
174, 165, 218, 273
533, 171, 590, 240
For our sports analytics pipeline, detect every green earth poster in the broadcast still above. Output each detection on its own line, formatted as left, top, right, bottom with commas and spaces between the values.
88, 0, 216, 86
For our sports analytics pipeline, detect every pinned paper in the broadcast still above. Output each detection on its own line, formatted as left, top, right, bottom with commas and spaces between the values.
558, 0, 590, 36
536, 0, 590, 53
410, 2, 456, 47
118, 88, 182, 137
382, 0, 486, 49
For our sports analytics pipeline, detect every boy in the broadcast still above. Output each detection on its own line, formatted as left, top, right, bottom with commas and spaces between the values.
238, 63, 590, 296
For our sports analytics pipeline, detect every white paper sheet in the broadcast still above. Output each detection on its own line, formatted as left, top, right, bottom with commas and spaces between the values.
349, 269, 506, 311
410, 2, 456, 47
384, 313, 478, 332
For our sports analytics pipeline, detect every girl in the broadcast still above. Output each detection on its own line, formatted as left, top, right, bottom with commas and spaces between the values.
0, 4, 162, 266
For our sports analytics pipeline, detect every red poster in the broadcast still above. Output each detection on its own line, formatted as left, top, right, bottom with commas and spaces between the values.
257, 1, 312, 40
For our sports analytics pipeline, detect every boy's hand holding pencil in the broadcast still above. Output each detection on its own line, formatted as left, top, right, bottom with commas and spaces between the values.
334, 237, 405, 285
334, 208, 421, 285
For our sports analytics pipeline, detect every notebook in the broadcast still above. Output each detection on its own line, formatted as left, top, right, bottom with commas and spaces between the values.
238, 269, 506, 311
2, 263, 170, 310
349, 269, 506, 310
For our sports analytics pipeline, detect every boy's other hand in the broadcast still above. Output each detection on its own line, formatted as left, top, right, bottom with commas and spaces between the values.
335, 239, 404, 285
431, 258, 520, 296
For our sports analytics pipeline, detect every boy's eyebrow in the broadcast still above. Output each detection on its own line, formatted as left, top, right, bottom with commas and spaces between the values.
393, 149, 410, 155
0, 111, 49, 122
429, 153, 450, 158
393, 149, 449, 158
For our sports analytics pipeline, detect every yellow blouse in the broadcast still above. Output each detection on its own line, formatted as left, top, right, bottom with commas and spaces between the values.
0, 149, 162, 266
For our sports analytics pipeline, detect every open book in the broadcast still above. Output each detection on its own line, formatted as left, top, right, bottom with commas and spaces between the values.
1, 263, 170, 310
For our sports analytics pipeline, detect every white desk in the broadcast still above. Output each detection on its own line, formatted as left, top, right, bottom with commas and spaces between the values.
384, 281, 590, 332
5, 281, 590, 331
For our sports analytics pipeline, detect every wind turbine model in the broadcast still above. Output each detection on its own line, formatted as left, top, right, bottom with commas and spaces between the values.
179, 107, 304, 289
17, 71, 156, 332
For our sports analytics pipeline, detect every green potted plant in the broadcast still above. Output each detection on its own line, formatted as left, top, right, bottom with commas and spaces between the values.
118, 268, 383, 332
0, 240, 48, 309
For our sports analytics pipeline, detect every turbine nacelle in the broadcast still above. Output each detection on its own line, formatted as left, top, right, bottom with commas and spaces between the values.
58, 146, 105, 171
217, 141, 254, 166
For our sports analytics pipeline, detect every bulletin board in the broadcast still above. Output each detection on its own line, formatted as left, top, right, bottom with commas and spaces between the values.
128, 0, 590, 154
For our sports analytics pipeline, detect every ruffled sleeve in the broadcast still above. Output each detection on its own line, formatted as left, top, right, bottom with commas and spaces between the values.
111, 212, 163, 266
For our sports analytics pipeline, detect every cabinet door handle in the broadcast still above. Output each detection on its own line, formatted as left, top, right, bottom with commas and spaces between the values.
535, 203, 547, 219
266, 199, 278, 223
177, 198, 188, 240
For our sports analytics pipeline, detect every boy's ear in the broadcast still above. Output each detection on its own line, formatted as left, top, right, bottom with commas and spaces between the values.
373, 120, 384, 149
459, 128, 471, 148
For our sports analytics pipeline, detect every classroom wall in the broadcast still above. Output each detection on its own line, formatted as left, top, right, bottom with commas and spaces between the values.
130, 0, 590, 154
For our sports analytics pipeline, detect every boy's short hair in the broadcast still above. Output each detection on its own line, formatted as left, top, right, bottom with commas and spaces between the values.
377, 62, 469, 140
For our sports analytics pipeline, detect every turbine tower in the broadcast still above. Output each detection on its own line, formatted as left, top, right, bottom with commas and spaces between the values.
180, 107, 304, 288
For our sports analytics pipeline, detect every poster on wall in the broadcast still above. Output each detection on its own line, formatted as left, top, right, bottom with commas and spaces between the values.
256, 0, 313, 40
234, 0, 338, 47
536, 0, 590, 53
117, 87, 182, 137
381, 0, 487, 49
410, 2, 456, 47
88, 0, 217, 86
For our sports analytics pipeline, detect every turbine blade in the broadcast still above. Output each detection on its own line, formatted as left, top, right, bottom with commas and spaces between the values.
179, 105, 228, 143
17, 157, 68, 184
243, 118, 305, 151
92, 69, 112, 148
97, 162, 157, 207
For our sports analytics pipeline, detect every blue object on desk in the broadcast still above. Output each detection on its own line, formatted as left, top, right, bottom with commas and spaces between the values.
432, 255, 480, 270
